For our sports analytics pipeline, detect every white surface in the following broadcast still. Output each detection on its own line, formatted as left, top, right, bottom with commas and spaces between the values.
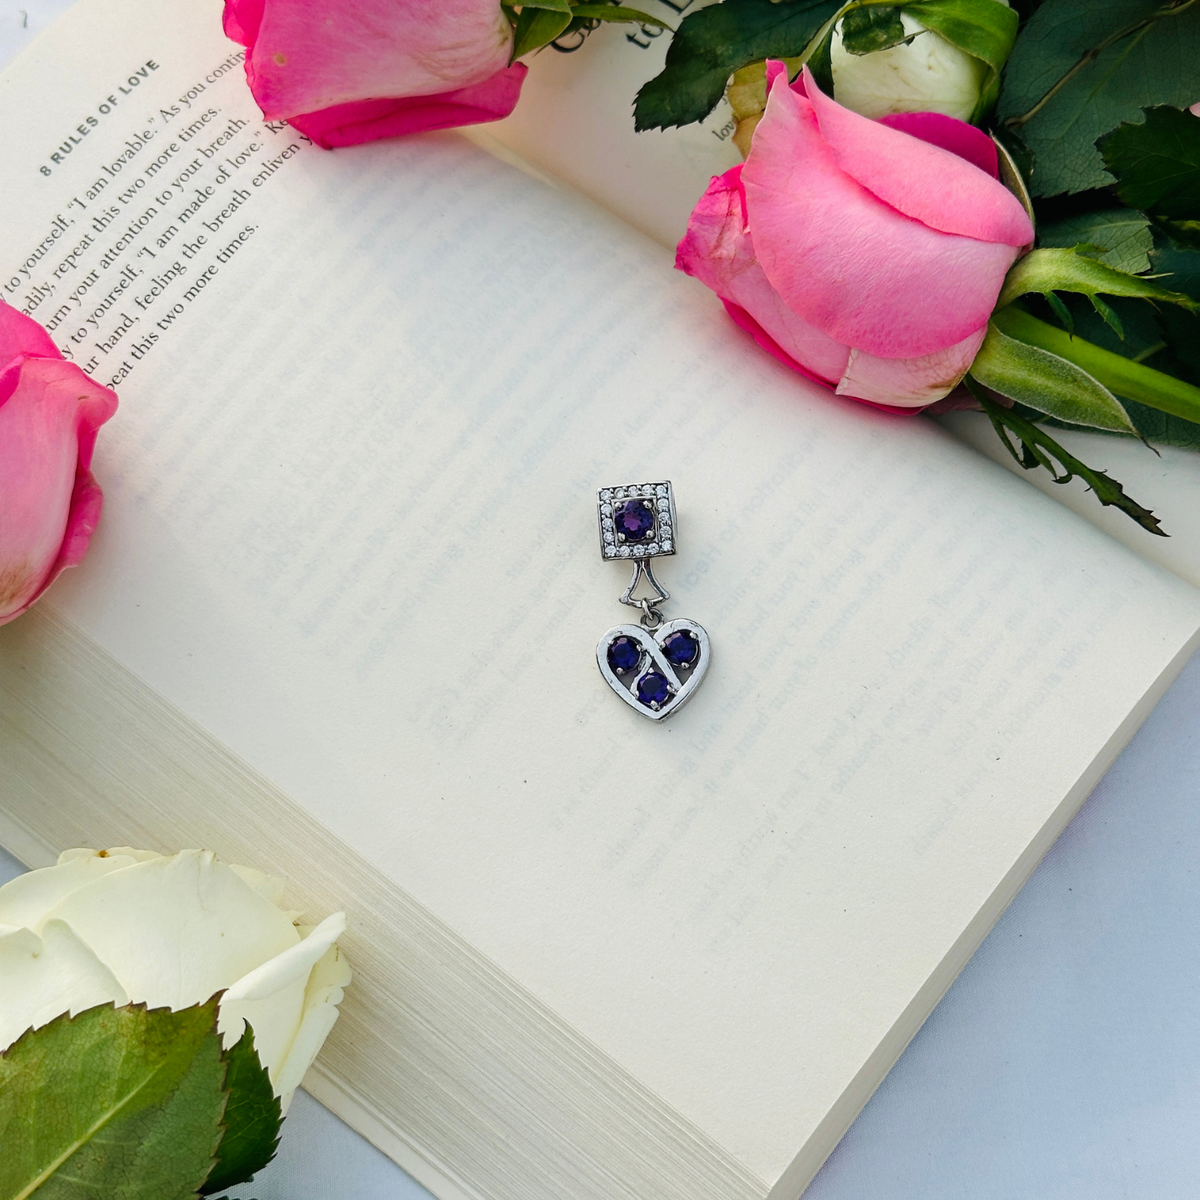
3, 646, 1199, 1197
3, 3, 1199, 1196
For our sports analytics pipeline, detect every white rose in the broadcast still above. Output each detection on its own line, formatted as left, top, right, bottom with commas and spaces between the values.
830, 3, 1010, 123
0, 847, 350, 1111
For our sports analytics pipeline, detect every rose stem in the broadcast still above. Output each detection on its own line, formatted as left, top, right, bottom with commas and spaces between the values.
992, 304, 1200, 425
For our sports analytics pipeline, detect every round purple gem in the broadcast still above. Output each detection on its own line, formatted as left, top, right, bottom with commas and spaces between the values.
636, 671, 672, 709
662, 629, 699, 667
607, 636, 641, 675
615, 499, 655, 542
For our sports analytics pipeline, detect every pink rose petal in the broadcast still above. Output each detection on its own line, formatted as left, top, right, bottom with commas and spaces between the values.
877, 111, 999, 178
241, 0, 514, 121
742, 72, 1019, 359
836, 326, 987, 407
676, 167, 850, 386
223, 0, 265, 45
1, 304, 62, 363
0, 351, 117, 624
289, 64, 527, 147
802, 67, 1032, 246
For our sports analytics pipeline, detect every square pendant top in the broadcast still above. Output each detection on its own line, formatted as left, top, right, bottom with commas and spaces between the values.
598, 481, 676, 561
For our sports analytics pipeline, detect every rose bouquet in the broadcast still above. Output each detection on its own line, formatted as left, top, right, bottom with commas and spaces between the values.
637, 0, 1200, 534
0, 847, 350, 1198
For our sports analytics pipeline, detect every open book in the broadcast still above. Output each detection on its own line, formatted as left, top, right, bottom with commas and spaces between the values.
1, 5, 1199, 1200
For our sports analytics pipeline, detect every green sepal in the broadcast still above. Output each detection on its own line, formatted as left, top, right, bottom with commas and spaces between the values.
970, 321, 1139, 433
633, 0, 842, 131
806, 20, 836, 94
964, 377, 1165, 536
1098, 104, 1200, 221
993, 133, 1036, 227
839, 5, 912, 55
0, 997, 228, 1200
997, 246, 1200, 322
511, 4, 574, 58
904, 0, 1019, 121
201, 1024, 283, 1195
516, 0, 572, 11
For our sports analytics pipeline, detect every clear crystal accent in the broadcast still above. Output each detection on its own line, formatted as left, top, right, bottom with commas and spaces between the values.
661, 539, 673, 551
602, 517, 614, 530
619, 546, 631, 557
599, 489, 612, 500
656, 484, 668, 496
647, 542, 660, 554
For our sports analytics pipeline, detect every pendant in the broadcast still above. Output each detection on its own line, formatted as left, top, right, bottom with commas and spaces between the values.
595, 481, 710, 721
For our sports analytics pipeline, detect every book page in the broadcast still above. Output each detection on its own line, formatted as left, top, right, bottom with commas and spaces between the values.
939, 413, 1200, 590
3, 0, 1200, 1191
484, 1, 742, 248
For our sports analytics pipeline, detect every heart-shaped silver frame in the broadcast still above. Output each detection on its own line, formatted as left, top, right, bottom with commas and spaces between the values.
596, 618, 710, 721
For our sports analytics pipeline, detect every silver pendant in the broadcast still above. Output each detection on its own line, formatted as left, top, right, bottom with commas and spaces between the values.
595, 480, 710, 721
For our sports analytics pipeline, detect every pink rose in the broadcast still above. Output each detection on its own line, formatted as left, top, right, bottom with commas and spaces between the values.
0, 305, 118, 625
676, 64, 1034, 409
223, 0, 528, 148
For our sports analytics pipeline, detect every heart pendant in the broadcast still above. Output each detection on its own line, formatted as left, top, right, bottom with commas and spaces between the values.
596, 618, 711, 721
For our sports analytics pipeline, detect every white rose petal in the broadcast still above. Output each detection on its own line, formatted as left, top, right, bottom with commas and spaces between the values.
229, 862, 288, 907
830, 6, 1009, 123
224, 911, 347, 1003
0, 919, 129, 1051
272, 939, 353, 1112
0, 846, 350, 1105
42, 849, 300, 1011
220, 910, 347, 1088
0, 850, 149, 929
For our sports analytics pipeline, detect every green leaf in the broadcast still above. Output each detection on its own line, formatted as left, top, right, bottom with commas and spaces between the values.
965, 378, 1166, 535
1099, 104, 1200, 219
201, 1025, 282, 1195
905, 0, 1019, 117
0, 997, 227, 1200
634, 0, 842, 131
997, 0, 1200, 197
570, 4, 672, 26
512, 4, 574, 58
840, 5, 912, 54
517, 0, 572, 10
997, 245, 1200, 314
970, 321, 1139, 432
1148, 228, 1200, 384
1038, 207, 1153, 272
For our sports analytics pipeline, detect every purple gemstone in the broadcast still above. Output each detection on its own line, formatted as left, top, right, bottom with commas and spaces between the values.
615, 499, 655, 542
636, 671, 672, 709
663, 630, 699, 667
607, 636, 641, 675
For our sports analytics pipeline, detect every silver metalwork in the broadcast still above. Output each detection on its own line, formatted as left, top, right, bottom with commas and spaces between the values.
619, 559, 669, 611
597, 481, 677, 562
595, 618, 711, 722
595, 479, 710, 721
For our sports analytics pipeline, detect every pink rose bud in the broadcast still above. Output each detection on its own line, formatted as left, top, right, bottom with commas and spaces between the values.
223, 0, 528, 148
676, 64, 1034, 410
0, 305, 118, 625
